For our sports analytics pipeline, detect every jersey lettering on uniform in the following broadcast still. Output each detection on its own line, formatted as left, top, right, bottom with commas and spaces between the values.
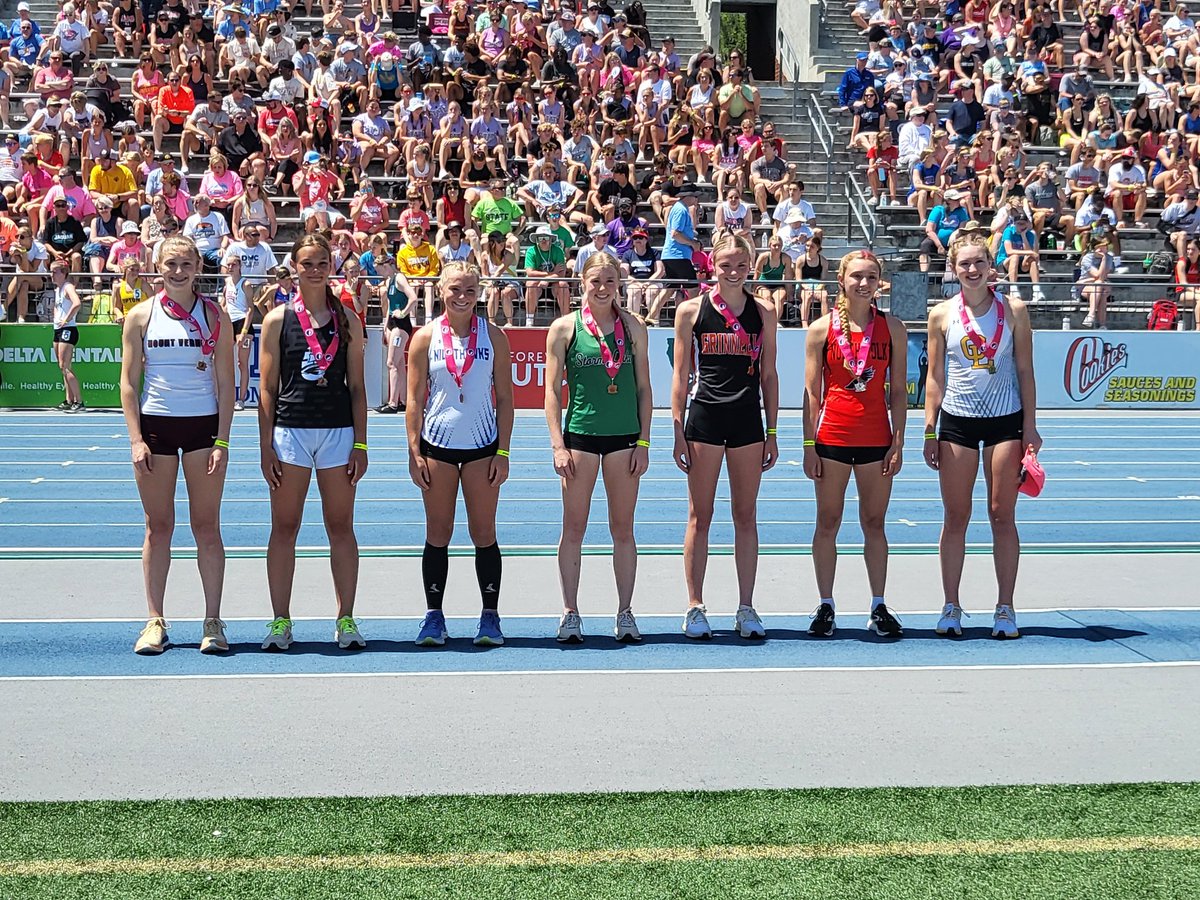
700, 332, 762, 356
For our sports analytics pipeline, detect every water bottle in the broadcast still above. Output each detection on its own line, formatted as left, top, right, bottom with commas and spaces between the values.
1062, 316, 1071, 330
1047, 234, 1057, 250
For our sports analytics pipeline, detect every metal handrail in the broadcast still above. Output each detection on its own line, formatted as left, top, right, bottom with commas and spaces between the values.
804, 94, 835, 203
775, 25, 802, 123
844, 175, 879, 248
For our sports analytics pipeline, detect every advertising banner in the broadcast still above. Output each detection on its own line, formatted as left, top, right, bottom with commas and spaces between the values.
505, 326, 566, 410
1035, 331, 1200, 409
0, 324, 122, 408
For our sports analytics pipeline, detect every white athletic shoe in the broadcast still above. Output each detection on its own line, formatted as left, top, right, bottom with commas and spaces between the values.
614, 610, 642, 642
992, 605, 1021, 640
734, 605, 766, 639
683, 605, 712, 640
233, 399, 245, 412
557, 610, 584, 643
935, 603, 964, 636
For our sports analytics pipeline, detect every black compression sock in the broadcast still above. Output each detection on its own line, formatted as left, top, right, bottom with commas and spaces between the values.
474, 542, 501, 609
422, 542, 449, 610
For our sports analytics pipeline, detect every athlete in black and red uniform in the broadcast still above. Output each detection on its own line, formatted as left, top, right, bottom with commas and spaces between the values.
802, 249, 908, 637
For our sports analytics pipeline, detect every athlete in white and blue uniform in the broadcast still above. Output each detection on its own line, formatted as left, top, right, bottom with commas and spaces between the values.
924, 230, 1042, 640
406, 262, 515, 648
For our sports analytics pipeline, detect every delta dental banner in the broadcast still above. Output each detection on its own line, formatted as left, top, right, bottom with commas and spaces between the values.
3, 325, 1198, 411
0, 324, 122, 408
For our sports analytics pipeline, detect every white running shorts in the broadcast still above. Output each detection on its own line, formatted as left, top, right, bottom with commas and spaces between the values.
273, 426, 354, 470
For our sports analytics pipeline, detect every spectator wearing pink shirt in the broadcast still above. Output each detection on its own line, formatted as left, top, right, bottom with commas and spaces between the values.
197, 151, 244, 219
106, 221, 147, 273
40, 168, 96, 226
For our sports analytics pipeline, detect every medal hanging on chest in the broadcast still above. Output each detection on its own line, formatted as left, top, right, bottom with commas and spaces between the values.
580, 304, 626, 395
829, 306, 876, 393
158, 291, 220, 372
440, 314, 479, 403
711, 292, 760, 374
292, 295, 340, 387
958, 291, 1004, 375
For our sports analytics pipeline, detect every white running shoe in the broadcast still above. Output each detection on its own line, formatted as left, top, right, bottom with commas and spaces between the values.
335, 616, 366, 649
683, 605, 712, 640
614, 610, 642, 642
935, 603, 964, 636
233, 399, 245, 412
992, 605, 1021, 639
734, 605, 766, 639
557, 610, 584, 643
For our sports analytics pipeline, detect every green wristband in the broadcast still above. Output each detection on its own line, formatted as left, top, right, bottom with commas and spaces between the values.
353, 442, 368, 451
636, 439, 651, 448
496, 448, 510, 458
767, 428, 778, 436
213, 439, 230, 449
924, 433, 937, 441
802, 439, 815, 447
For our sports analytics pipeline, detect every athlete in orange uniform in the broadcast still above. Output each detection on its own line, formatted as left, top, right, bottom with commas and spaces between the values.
802, 250, 908, 637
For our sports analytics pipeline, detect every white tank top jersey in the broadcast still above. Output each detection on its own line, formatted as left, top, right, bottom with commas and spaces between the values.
941, 291, 1023, 418
140, 296, 220, 417
422, 315, 498, 450
53, 286, 77, 327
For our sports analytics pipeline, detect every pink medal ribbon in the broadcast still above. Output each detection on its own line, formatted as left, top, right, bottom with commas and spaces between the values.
580, 304, 626, 394
828, 306, 876, 392
158, 291, 220, 372
292, 294, 340, 386
958, 291, 1004, 374
711, 291, 760, 375
439, 314, 478, 403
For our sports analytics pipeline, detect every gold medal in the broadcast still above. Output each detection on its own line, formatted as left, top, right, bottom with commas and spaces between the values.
987, 361, 996, 374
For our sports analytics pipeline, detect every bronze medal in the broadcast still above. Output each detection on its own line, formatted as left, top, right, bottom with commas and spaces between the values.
746, 363, 755, 375
317, 376, 328, 387
987, 361, 996, 375
459, 391, 465, 403
607, 382, 618, 395
196, 360, 207, 371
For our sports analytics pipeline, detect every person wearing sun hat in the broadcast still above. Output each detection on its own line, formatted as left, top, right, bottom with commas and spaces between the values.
523, 223, 570, 325
294, 149, 345, 232
919, 188, 971, 273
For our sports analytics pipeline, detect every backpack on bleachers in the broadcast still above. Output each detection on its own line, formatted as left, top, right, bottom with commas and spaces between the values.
1147, 299, 1179, 331
1145, 250, 1175, 276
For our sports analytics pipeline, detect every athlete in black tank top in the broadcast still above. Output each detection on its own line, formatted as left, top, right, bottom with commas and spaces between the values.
274, 305, 353, 429
690, 288, 764, 410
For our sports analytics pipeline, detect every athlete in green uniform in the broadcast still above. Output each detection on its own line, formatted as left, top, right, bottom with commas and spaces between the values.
545, 253, 653, 643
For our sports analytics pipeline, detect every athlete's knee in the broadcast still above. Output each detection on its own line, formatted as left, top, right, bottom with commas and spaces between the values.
607, 514, 635, 544
189, 515, 222, 548
943, 505, 972, 533
145, 515, 175, 545
466, 521, 496, 547
689, 504, 715, 531
859, 509, 887, 535
271, 512, 304, 543
988, 500, 1016, 529
730, 500, 758, 531
815, 509, 843, 536
322, 508, 356, 541
426, 519, 455, 546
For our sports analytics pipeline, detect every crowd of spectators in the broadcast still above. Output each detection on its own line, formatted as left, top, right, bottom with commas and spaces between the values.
836, 0, 1200, 328
0, 0, 835, 330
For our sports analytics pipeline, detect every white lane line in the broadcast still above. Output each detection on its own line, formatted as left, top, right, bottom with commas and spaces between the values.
898, 519, 918, 527
29, 477, 44, 484
2, 660, 1198, 684
2, 606, 1194, 624
59, 461, 73, 467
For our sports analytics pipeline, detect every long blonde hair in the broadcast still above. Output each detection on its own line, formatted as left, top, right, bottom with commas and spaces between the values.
833, 249, 883, 367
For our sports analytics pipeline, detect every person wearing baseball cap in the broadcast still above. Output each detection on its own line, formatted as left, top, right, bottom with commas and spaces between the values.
919, 187, 972, 272
88, 147, 140, 222
523, 224, 570, 325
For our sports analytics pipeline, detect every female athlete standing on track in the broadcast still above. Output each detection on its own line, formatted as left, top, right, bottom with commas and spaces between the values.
406, 261, 514, 648
802, 250, 908, 638
119, 235, 235, 655
671, 231, 779, 640
924, 229, 1042, 640
257, 233, 370, 652
545, 253, 653, 643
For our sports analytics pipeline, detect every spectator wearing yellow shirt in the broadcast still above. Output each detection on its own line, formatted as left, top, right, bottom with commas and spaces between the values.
396, 221, 442, 323
109, 257, 148, 326
88, 149, 140, 222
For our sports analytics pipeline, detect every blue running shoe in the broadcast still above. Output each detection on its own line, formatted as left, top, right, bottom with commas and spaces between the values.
416, 610, 448, 647
474, 610, 505, 646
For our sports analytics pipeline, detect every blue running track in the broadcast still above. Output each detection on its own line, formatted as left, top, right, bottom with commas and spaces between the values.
3, 609, 1198, 678
0, 412, 1198, 555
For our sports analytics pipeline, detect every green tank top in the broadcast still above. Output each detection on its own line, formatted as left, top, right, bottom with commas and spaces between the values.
760, 259, 786, 282
565, 310, 641, 437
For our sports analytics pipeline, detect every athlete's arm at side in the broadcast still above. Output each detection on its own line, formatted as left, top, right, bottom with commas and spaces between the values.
210, 306, 236, 474
120, 302, 151, 473
629, 313, 653, 477
257, 306, 286, 489
671, 298, 699, 472
1009, 295, 1041, 451
543, 315, 571, 452
923, 302, 948, 469
345, 312, 369, 484
802, 317, 828, 480
488, 323, 514, 487
884, 315, 909, 476
756, 296, 780, 471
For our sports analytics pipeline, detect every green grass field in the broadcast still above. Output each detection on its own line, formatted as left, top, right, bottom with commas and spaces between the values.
3, 784, 1199, 899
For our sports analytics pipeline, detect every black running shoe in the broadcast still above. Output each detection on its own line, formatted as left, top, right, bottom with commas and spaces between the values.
807, 603, 836, 636
375, 404, 399, 414
867, 604, 903, 637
